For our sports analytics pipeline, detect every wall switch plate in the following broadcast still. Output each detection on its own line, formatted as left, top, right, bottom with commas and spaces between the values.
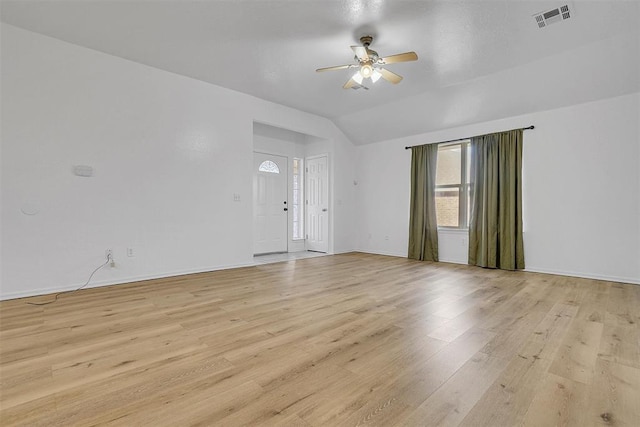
233, 193, 241, 202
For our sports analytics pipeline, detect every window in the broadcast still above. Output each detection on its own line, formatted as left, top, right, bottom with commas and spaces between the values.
292, 158, 304, 240
258, 160, 280, 173
435, 142, 470, 228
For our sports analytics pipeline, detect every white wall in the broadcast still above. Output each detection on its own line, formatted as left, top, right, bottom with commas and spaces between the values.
356, 93, 640, 284
3, 22, 636, 302
0, 24, 357, 299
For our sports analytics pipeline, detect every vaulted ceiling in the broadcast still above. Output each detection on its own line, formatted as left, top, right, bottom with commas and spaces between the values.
1, 1, 639, 144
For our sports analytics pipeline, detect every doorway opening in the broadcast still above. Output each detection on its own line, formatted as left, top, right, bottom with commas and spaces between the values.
252, 122, 331, 256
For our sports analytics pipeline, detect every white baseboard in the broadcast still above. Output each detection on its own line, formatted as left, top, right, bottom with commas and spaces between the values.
355, 248, 406, 258
6, 257, 635, 301
437, 257, 467, 265
0, 261, 256, 301
524, 266, 639, 285
355, 250, 638, 284
332, 248, 358, 255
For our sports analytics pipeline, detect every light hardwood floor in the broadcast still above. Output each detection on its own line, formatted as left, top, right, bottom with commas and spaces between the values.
1, 253, 638, 426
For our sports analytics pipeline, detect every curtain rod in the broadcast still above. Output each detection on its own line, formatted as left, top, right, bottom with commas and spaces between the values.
404, 125, 535, 150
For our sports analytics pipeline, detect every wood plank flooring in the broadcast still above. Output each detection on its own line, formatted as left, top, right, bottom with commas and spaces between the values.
1, 252, 638, 426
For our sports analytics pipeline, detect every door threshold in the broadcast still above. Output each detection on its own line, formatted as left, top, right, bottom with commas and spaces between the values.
253, 251, 329, 265
254, 251, 288, 256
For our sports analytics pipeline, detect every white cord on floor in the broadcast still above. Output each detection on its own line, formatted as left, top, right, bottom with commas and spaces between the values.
27, 256, 112, 306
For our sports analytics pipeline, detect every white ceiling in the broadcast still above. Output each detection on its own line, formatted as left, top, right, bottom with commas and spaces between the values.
1, 1, 639, 144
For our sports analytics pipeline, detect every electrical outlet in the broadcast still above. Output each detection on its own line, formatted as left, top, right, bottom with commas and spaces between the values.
106, 249, 115, 267
127, 247, 134, 257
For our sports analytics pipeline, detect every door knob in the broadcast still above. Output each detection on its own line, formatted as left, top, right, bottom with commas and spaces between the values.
322, 208, 328, 212
284, 208, 288, 211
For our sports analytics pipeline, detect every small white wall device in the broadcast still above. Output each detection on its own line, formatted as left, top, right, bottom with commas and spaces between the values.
73, 165, 94, 177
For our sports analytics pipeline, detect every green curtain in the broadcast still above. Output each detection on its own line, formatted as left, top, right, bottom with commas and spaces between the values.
408, 144, 439, 261
468, 129, 524, 270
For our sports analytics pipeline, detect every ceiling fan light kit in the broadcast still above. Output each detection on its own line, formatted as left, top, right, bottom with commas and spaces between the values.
316, 35, 418, 90
360, 63, 373, 78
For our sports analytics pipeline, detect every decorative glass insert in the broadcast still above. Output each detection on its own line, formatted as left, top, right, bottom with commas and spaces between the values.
292, 158, 304, 240
258, 160, 280, 173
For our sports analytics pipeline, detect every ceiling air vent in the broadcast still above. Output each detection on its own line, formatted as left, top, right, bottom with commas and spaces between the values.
533, 4, 572, 28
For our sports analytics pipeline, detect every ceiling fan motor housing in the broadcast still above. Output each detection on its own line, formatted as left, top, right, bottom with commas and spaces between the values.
360, 35, 373, 47
358, 36, 379, 63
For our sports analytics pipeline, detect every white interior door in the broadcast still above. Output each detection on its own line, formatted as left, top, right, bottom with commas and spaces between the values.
306, 155, 329, 253
253, 153, 288, 254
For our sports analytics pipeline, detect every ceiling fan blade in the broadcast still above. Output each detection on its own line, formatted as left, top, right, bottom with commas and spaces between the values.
351, 46, 369, 61
380, 51, 418, 64
316, 64, 355, 72
379, 68, 403, 84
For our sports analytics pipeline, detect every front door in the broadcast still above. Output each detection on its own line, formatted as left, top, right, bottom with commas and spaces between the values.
306, 155, 329, 253
253, 153, 288, 254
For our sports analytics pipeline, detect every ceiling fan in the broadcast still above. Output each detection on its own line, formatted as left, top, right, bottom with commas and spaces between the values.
316, 36, 418, 90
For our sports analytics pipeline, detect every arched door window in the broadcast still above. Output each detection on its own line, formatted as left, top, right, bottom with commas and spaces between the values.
258, 160, 280, 173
